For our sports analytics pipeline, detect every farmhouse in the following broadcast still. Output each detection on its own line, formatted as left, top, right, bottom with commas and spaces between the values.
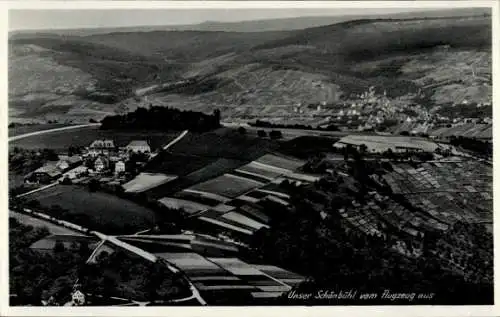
56, 155, 83, 171
94, 157, 109, 172
114, 161, 126, 174
64, 166, 89, 180
88, 139, 116, 157
25, 164, 62, 184
126, 140, 151, 153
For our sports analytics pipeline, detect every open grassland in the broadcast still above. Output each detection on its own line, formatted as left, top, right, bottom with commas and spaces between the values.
28, 185, 157, 231
9, 126, 178, 151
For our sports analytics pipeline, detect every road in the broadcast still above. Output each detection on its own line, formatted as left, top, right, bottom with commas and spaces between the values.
9, 123, 101, 142
163, 130, 188, 150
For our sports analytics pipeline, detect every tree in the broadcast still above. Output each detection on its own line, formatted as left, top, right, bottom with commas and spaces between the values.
89, 118, 97, 123
269, 130, 283, 140
88, 179, 100, 192
359, 144, 368, 157
257, 130, 267, 138
60, 176, 72, 185
237, 127, 247, 135
53, 241, 66, 253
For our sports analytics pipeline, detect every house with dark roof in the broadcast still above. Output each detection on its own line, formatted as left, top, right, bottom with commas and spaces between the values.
88, 140, 116, 157
25, 163, 62, 184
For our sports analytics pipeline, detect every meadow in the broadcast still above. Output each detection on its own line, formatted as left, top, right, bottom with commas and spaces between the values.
28, 185, 157, 233
9, 126, 178, 151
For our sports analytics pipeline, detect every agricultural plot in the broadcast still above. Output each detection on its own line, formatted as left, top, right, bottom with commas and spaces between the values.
158, 197, 210, 215
167, 128, 278, 161
221, 211, 269, 231
381, 160, 492, 230
144, 153, 217, 177
188, 174, 263, 199
430, 123, 492, 139
28, 185, 157, 232
175, 190, 228, 207
255, 154, 305, 171
178, 158, 247, 188
207, 258, 294, 294
334, 135, 440, 153
236, 162, 284, 179
123, 173, 178, 193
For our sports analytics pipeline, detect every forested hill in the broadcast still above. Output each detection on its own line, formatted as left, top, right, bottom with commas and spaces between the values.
9, 11, 492, 123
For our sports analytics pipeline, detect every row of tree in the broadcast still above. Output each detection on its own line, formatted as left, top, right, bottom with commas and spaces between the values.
100, 106, 221, 133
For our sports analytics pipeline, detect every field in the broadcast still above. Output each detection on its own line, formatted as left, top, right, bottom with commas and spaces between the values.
28, 185, 157, 232
145, 153, 217, 177
8, 123, 73, 137
9, 126, 178, 151
334, 135, 440, 152
9, 211, 79, 235
158, 197, 210, 215
255, 154, 305, 171
278, 136, 340, 159
189, 174, 263, 199
142, 129, 277, 198
430, 123, 492, 139
123, 173, 178, 193
236, 162, 284, 179
382, 161, 492, 225
167, 128, 278, 161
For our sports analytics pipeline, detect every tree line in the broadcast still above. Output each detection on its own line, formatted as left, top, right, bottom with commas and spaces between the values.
100, 106, 221, 133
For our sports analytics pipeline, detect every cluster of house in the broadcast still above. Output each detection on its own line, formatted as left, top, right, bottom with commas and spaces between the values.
25, 139, 152, 184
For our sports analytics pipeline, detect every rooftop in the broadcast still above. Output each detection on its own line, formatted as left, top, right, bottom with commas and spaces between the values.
127, 140, 150, 147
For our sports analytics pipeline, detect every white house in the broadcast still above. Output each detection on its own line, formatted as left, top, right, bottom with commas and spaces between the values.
94, 157, 109, 172
71, 290, 85, 306
126, 140, 151, 153
115, 161, 126, 174
56, 160, 69, 171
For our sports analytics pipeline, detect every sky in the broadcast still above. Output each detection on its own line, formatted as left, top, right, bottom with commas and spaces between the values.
9, 8, 446, 31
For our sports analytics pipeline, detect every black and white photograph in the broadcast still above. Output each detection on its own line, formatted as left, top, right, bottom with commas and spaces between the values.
4, 1, 497, 312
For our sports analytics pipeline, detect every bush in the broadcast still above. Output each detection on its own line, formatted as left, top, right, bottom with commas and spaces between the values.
257, 130, 267, 138
269, 130, 283, 140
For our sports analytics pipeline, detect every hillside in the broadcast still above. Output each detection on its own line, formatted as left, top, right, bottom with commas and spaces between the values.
8, 12, 492, 123
10, 8, 489, 36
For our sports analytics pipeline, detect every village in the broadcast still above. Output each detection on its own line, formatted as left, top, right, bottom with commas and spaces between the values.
23, 139, 153, 187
